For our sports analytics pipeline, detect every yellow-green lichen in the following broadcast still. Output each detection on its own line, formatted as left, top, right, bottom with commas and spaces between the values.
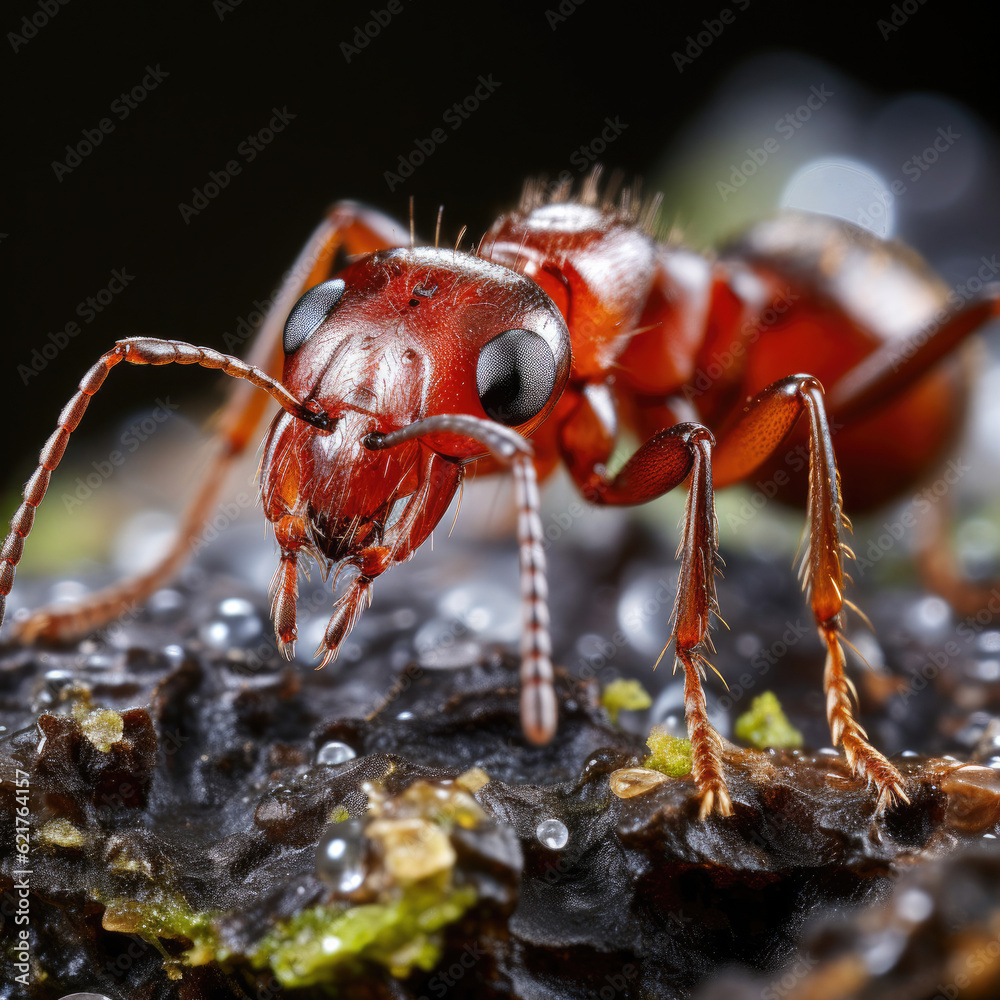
101, 892, 220, 968
601, 678, 653, 724
80, 708, 124, 751
95, 780, 484, 988
39, 817, 86, 849
644, 725, 693, 777
251, 885, 478, 987
734, 691, 803, 750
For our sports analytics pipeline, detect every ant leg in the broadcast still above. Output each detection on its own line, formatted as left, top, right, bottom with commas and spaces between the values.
316, 574, 375, 670
309, 449, 463, 670
364, 415, 556, 744
826, 288, 1000, 617
10, 204, 408, 643
713, 375, 909, 813
269, 513, 312, 658
2, 338, 328, 641
512, 454, 555, 745
557, 402, 729, 815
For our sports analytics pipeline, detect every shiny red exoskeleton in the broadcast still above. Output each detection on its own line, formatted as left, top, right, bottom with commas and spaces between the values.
3, 174, 997, 818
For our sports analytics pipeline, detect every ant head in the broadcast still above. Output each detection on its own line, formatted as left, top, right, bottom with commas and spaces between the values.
280, 248, 572, 459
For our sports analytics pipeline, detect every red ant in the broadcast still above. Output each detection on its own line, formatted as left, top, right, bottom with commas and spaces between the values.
2, 172, 997, 819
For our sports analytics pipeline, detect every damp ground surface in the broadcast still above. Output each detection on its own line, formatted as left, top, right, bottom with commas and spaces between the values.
1, 513, 1000, 999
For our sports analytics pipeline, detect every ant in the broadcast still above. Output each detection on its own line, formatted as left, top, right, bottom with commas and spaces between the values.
2, 172, 997, 819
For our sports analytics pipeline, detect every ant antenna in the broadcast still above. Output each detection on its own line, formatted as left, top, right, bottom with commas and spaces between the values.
408, 196, 415, 249
454, 225, 467, 251
435, 205, 444, 249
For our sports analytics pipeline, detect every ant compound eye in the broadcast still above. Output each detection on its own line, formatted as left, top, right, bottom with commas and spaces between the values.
283, 279, 346, 354
476, 329, 557, 426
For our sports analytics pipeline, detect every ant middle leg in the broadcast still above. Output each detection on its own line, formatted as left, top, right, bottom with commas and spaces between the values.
557, 395, 730, 816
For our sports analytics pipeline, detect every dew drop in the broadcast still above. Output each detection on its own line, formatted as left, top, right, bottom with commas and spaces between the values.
316, 819, 366, 892
896, 887, 933, 924
315, 741, 356, 766
535, 818, 569, 850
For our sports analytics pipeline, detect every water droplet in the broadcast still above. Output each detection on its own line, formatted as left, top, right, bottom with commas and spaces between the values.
971, 659, 1000, 682
57, 994, 113, 1000
896, 888, 933, 923
535, 818, 568, 850
391, 607, 418, 629
863, 928, 906, 975
316, 819, 366, 892
414, 617, 485, 669
315, 741, 356, 766
977, 631, 1000, 654
908, 596, 951, 635
49, 579, 89, 604
439, 581, 520, 642
199, 597, 263, 649
396, 711, 414, 720
149, 588, 184, 617
650, 681, 729, 736
781, 157, 895, 238
616, 569, 677, 658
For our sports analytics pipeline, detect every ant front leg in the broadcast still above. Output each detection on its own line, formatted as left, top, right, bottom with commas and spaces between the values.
10, 204, 406, 643
364, 415, 556, 744
0, 339, 328, 640
558, 390, 730, 817
713, 375, 909, 813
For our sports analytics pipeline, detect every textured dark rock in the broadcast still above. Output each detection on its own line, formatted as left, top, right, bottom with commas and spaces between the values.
0, 521, 998, 998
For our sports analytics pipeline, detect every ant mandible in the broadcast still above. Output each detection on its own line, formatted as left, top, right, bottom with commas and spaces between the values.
2, 172, 997, 819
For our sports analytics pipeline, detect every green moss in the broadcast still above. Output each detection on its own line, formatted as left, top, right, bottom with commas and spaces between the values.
601, 678, 653, 724
734, 691, 803, 750
644, 726, 693, 777
251, 884, 478, 987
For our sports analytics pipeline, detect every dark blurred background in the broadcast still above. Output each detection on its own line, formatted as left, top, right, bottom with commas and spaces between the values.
3, 0, 999, 535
